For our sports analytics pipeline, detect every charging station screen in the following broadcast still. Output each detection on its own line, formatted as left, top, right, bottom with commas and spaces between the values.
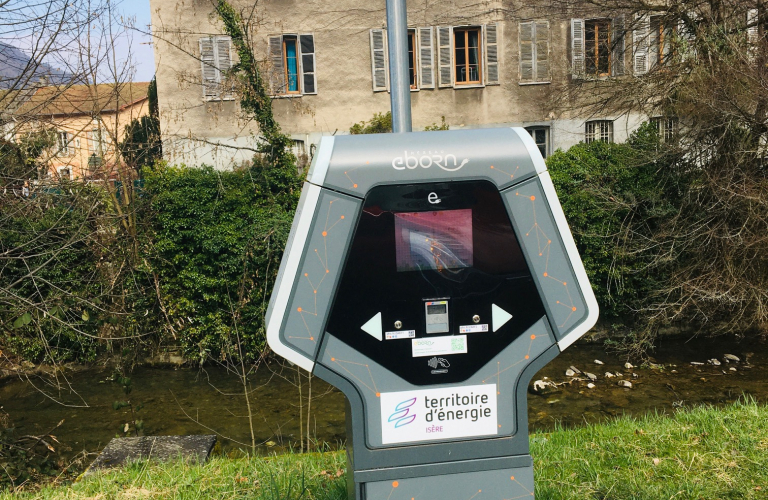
394, 209, 473, 272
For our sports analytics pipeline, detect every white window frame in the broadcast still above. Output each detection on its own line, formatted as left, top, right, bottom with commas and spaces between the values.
436, 24, 499, 89
199, 35, 234, 101
572, 17, 625, 79
585, 120, 614, 143
268, 33, 317, 98
651, 116, 678, 142
525, 125, 550, 158
370, 27, 435, 92
57, 131, 71, 156
57, 166, 72, 180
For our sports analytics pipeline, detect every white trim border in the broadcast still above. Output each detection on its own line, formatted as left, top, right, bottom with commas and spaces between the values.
307, 136, 335, 186
266, 183, 322, 371
511, 127, 547, 174
538, 171, 600, 350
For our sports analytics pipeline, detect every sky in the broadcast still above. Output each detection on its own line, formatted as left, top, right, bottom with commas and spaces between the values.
117, 0, 155, 82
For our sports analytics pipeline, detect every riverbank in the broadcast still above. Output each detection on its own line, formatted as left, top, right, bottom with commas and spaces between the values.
3, 399, 766, 499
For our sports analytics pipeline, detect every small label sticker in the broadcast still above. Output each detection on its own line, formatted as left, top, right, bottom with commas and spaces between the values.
412, 335, 467, 357
460, 324, 489, 333
385, 330, 416, 340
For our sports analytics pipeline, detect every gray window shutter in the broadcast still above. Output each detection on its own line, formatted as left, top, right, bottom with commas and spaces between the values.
216, 37, 233, 99
199, 37, 218, 99
269, 35, 286, 95
519, 21, 534, 83
571, 19, 585, 78
535, 20, 550, 82
612, 16, 625, 76
370, 29, 388, 92
299, 34, 317, 94
418, 27, 435, 89
484, 23, 499, 85
633, 15, 649, 75
437, 26, 453, 87
748, 9, 759, 46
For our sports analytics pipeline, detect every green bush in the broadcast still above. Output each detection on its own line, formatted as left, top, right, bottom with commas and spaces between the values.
144, 160, 300, 363
546, 129, 675, 321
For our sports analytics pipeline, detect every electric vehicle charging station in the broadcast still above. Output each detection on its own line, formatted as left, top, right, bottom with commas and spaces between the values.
266, 127, 599, 499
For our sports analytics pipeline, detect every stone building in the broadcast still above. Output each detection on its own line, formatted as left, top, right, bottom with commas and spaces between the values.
148, 0, 696, 168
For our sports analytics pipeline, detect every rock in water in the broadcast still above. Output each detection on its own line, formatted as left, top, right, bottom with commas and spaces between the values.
618, 380, 632, 388
724, 354, 740, 362
530, 379, 559, 395
690, 361, 705, 366
594, 359, 604, 365
708, 358, 721, 366
585, 372, 598, 381
624, 362, 634, 370
569, 365, 582, 375
605, 372, 615, 378
587, 383, 596, 389
565, 368, 576, 377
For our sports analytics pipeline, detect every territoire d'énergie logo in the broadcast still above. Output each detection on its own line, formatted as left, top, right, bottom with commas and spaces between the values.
387, 397, 417, 428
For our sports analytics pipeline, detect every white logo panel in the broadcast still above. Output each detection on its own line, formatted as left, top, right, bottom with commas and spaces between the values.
380, 384, 498, 444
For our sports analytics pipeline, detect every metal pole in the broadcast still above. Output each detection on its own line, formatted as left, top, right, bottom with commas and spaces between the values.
385, 0, 412, 133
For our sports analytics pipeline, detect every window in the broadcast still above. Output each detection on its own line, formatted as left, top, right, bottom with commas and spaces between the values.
571, 17, 625, 78
369, 28, 435, 92
519, 21, 550, 84
269, 34, 316, 96
57, 131, 71, 156
586, 19, 611, 76
454, 27, 481, 84
437, 25, 499, 88
57, 167, 71, 180
650, 16, 674, 67
651, 116, 678, 142
585, 120, 613, 143
88, 128, 104, 156
199, 36, 233, 100
408, 30, 416, 89
525, 126, 550, 158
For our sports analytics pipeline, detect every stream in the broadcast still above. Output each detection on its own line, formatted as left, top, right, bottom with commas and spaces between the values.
1, 335, 766, 460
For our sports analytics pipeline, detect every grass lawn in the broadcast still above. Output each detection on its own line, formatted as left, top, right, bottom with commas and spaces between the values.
3, 399, 767, 499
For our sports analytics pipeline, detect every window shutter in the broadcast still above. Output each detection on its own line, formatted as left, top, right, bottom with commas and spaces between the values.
535, 20, 550, 82
612, 16, 625, 76
418, 27, 435, 89
269, 35, 286, 95
370, 29, 388, 92
216, 37, 233, 99
633, 15, 650, 75
519, 21, 534, 82
437, 26, 453, 87
199, 37, 219, 99
484, 23, 499, 85
299, 34, 317, 94
571, 19, 585, 78
748, 9, 759, 46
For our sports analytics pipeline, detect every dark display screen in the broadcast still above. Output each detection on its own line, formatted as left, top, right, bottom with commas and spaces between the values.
427, 304, 447, 314
395, 210, 473, 272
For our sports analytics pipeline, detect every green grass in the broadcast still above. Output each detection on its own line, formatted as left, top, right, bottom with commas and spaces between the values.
4, 400, 767, 500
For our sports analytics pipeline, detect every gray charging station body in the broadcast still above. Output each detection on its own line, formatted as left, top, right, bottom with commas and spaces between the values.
266, 128, 598, 500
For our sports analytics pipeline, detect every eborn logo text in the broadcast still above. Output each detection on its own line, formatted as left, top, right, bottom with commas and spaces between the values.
388, 397, 417, 428
392, 151, 470, 172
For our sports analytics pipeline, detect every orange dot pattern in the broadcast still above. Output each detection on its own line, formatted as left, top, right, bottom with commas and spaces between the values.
286, 198, 347, 347
513, 189, 580, 330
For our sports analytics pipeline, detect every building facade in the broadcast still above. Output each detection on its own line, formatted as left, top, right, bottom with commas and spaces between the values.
149, 0, 702, 169
13, 83, 150, 181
